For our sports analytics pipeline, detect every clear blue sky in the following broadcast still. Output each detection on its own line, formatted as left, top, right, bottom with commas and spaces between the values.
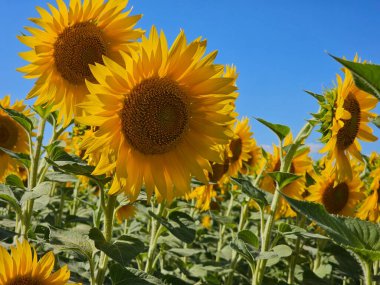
1, 0, 379, 156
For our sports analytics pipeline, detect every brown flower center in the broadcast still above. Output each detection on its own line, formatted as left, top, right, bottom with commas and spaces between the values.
121, 77, 189, 155
7, 276, 42, 285
0, 116, 18, 152
337, 93, 361, 150
229, 138, 242, 163
322, 182, 349, 214
54, 22, 107, 85
209, 161, 229, 182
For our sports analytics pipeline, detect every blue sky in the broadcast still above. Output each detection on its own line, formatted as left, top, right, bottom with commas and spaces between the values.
1, 0, 380, 156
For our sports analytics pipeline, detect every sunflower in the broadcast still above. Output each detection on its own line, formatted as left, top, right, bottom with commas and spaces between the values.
317, 60, 378, 180
308, 162, 364, 216
0, 96, 30, 182
357, 168, 380, 222
115, 204, 136, 223
0, 240, 78, 285
18, 0, 143, 126
226, 117, 254, 177
201, 215, 212, 229
260, 133, 313, 218
241, 137, 263, 176
187, 184, 217, 212
78, 27, 237, 202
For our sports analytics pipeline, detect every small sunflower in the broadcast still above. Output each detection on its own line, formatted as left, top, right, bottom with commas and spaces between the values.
0, 96, 30, 181
18, 0, 143, 126
260, 133, 313, 218
187, 184, 217, 212
308, 162, 364, 216
227, 117, 254, 177
241, 137, 263, 176
115, 204, 136, 223
201, 215, 212, 229
317, 59, 378, 180
357, 168, 380, 222
0, 240, 78, 285
78, 27, 237, 202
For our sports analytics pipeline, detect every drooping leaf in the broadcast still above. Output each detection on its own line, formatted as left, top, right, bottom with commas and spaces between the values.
284, 195, 380, 261
330, 55, 380, 100
267, 171, 300, 189
0, 105, 33, 133
20, 182, 53, 205
255, 118, 290, 141
89, 228, 146, 266
109, 264, 167, 285
149, 211, 196, 244
231, 177, 269, 207
0, 184, 22, 216
0, 147, 30, 168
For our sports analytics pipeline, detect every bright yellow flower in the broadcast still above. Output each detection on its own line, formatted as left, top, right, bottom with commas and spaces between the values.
201, 215, 212, 229
18, 0, 143, 126
227, 118, 254, 177
308, 161, 364, 216
0, 96, 30, 181
187, 184, 217, 212
260, 133, 313, 219
78, 27, 237, 202
241, 138, 263, 176
319, 63, 378, 180
115, 204, 136, 224
357, 168, 380, 222
0, 240, 79, 285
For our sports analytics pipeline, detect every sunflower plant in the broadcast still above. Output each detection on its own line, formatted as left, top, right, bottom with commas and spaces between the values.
0, 1, 380, 285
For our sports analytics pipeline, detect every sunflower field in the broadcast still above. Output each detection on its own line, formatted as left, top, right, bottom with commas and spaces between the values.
1, 1, 380, 285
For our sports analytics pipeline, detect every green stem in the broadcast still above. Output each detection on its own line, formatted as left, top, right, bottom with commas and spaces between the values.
95, 194, 117, 285
361, 259, 373, 285
287, 216, 305, 284
56, 186, 65, 227
216, 191, 234, 262
70, 180, 81, 216
254, 121, 314, 285
145, 201, 165, 273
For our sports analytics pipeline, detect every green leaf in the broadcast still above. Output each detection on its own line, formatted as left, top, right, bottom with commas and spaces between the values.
168, 248, 204, 257
304, 90, 325, 103
109, 264, 167, 285
5, 174, 25, 189
238, 230, 259, 248
330, 55, 380, 100
272, 244, 292, 257
302, 268, 330, 285
0, 147, 31, 168
0, 184, 22, 216
45, 172, 78, 183
230, 240, 255, 265
20, 182, 53, 205
0, 105, 33, 133
0, 227, 17, 240
255, 118, 290, 141
149, 211, 196, 244
283, 195, 380, 261
89, 228, 146, 266
267, 171, 300, 189
231, 177, 269, 207
372, 116, 380, 129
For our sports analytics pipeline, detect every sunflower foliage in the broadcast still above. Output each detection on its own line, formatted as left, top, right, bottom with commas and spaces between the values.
0, 1, 380, 285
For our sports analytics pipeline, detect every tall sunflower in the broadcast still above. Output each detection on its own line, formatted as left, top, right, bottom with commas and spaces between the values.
78, 27, 237, 202
0, 240, 78, 285
0, 96, 30, 181
308, 162, 364, 216
357, 168, 380, 222
18, 0, 143, 126
227, 117, 254, 177
317, 61, 378, 180
260, 133, 313, 218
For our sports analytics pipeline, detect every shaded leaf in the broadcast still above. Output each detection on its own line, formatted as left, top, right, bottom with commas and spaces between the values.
109, 264, 167, 285
89, 228, 145, 266
5, 174, 25, 189
232, 177, 269, 207
284, 195, 380, 261
0, 105, 33, 133
0, 147, 30, 168
0, 184, 22, 216
267, 171, 300, 189
238, 230, 259, 248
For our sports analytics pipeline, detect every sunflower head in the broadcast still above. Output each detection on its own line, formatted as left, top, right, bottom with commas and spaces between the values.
315, 58, 378, 180
78, 26, 238, 202
308, 161, 365, 216
0, 240, 77, 285
18, 0, 144, 126
357, 167, 380, 222
0, 96, 31, 181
